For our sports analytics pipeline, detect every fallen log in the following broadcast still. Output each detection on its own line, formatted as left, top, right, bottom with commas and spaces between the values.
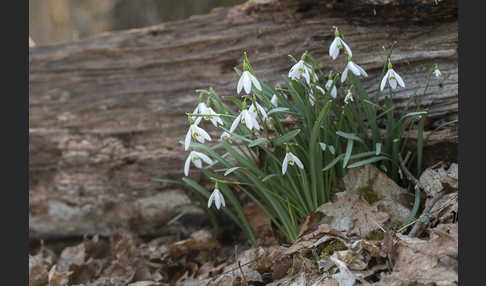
29, 0, 458, 239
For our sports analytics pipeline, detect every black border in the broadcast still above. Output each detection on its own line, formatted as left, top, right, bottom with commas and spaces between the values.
5, 0, 28, 283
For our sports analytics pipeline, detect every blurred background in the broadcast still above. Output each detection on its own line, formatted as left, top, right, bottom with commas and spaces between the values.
29, 0, 244, 45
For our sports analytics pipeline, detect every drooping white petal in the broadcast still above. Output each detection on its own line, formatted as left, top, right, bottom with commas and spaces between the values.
355, 63, 368, 77
242, 110, 254, 130
248, 72, 262, 91
271, 94, 278, 107
325, 80, 337, 98
255, 102, 267, 120
185, 127, 192, 151
380, 70, 391, 91
340, 39, 353, 58
193, 157, 202, 168
290, 153, 304, 169
184, 154, 192, 176
282, 153, 290, 174
329, 37, 340, 60
302, 70, 311, 85
242, 72, 252, 94
237, 73, 244, 94
316, 85, 325, 94
348, 61, 361, 76
193, 151, 213, 165
230, 113, 242, 133
393, 70, 405, 88
341, 67, 349, 83
207, 191, 215, 208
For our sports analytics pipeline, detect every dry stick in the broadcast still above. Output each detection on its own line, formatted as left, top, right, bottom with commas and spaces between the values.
409, 191, 446, 237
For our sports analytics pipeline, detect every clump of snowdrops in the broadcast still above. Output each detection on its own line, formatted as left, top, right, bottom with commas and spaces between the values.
170, 27, 444, 244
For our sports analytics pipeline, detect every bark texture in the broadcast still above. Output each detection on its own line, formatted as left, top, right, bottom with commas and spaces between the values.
29, 0, 458, 239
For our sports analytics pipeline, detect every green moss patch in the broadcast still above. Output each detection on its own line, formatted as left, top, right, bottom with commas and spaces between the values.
320, 239, 347, 260
359, 185, 380, 204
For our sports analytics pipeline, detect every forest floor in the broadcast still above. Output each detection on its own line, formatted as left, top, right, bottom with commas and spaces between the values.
29, 162, 458, 286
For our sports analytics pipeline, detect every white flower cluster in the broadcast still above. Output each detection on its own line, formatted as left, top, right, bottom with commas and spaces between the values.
182, 26, 422, 211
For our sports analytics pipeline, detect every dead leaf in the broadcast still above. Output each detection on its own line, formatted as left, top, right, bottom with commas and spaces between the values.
243, 204, 278, 246
342, 164, 412, 222
317, 191, 389, 238
296, 211, 322, 239
48, 265, 72, 286
330, 254, 356, 286
29, 252, 53, 286
167, 229, 221, 260
373, 224, 458, 286
419, 163, 458, 197
284, 224, 346, 255
128, 281, 167, 286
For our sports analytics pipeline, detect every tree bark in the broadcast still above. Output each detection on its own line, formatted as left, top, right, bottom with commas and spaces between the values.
29, 0, 458, 239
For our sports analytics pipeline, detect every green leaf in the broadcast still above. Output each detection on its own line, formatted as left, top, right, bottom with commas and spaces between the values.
224, 167, 241, 176
322, 154, 344, 171
248, 138, 268, 147
273, 129, 301, 146
342, 139, 354, 168
268, 107, 290, 116
152, 178, 183, 185
262, 174, 278, 182
347, 156, 390, 168
336, 131, 364, 143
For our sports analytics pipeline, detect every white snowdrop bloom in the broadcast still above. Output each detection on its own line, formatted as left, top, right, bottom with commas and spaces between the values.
229, 109, 260, 133
208, 188, 226, 210
433, 67, 441, 79
344, 89, 354, 104
325, 79, 337, 98
249, 101, 268, 120
184, 151, 213, 176
206, 107, 224, 127
271, 94, 278, 107
329, 36, 352, 60
184, 122, 211, 151
237, 71, 262, 95
193, 102, 223, 127
282, 152, 304, 175
380, 68, 405, 91
341, 60, 368, 83
220, 131, 232, 141
288, 60, 315, 85
309, 85, 325, 106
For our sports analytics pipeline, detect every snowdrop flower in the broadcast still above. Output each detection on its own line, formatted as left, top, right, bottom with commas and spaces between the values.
208, 186, 226, 210
344, 89, 354, 104
249, 100, 268, 120
184, 151, 213, 176
433, 64, 441, 79
237, 52, 262, 94
329, 27, 352, 60
309, 85, 325, 106
282, 150, 304, 175
341, 57, 368, 83
220, 131, 232, 141
380, 60, 405, 91
288, 59, 316, 85
193, 101, 223, 127
184, 120, 211, 151
230, 108, 260, 133
325, 79, 337, 98
271, 94, 278, 107
237, 70, 262, 94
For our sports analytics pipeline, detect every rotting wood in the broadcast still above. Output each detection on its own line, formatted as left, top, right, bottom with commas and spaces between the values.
29, 0, 458, 239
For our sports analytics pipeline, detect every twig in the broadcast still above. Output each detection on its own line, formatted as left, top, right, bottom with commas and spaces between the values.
398, 152, 421, 188
409, 191, 446, 237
